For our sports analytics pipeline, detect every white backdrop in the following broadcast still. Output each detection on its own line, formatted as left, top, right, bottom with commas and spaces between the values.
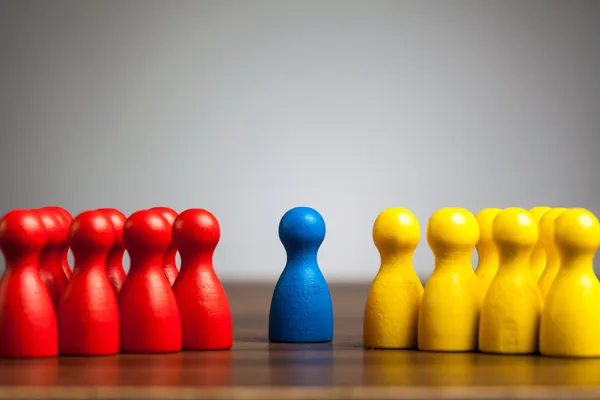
1, 0, 599, 281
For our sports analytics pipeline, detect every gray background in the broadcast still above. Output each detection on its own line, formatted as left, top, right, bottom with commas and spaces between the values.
1, 0, 599, 282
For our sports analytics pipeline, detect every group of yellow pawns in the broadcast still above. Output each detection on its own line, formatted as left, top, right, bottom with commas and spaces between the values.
363, 206, 600, 358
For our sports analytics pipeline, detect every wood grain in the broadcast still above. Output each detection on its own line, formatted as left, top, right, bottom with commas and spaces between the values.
1, 283, 600, 399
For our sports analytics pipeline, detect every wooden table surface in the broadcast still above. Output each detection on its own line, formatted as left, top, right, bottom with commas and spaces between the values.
2, 283, 600, 399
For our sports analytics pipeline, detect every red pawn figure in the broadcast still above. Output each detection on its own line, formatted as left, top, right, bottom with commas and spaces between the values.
35, 208, 70, 308
97, 208, 127, 295
150, 207, 179, 285
47, 208, 72, 280
119, 209, 181, 353
46, 206, 73, 279
57, 210, 119, 356
0, 209, 58, 358
172, 209, 232, 350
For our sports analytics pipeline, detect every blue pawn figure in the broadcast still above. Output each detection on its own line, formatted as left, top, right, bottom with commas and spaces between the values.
268, 207, 334, 343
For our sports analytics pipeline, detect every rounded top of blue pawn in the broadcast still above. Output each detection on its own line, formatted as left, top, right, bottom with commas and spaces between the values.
279, 207, 326, 251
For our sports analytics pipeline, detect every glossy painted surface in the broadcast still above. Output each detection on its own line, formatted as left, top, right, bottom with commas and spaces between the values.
150, 207, 179, 286
35, 208, 70, 308
269, 207, 333, 343
0, 209, 58, 358
57, 210, 119, 356
172, 209, 232, 350
528, 206, 550, 282
537, 208, 567, 301
97, 208, 127, 295
540, 208, 600, 357
474, 208, 501, 297
363, 208, 423, 349
479, 208, 542, 354
418, 208, 481, 352
45, 206, 73, 279
119, 209, 181, 353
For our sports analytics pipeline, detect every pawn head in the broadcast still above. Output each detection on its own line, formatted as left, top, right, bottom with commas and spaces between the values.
279, 207, 326, 251
372, 208, 420, 254
35, 208, 68, 247
150, 207, 178, 226
97, 208, 126, 247
529, 206, 550, 223
554, 208, 600, 255
427, 208, 479, 254
172, 208, 220, 253
539, 208, 567, 249
45, 206, 73, 225
123, 209, 172, 256
492, 208, 538, 250
475, 208, 501, 249
0, 209, 47, 253
48, 209, 70, 237
68, 210, 116, 253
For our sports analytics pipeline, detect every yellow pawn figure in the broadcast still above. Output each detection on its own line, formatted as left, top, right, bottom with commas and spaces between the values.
529, 206, 550, 281
478, 208, 542, 354
418, 208, 481, 352
363, 208, 423, 349
474, 208, 501, 298
539, 208, 600, 357
537, 208, 567, 301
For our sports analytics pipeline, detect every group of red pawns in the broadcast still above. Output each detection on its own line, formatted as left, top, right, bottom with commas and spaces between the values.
0, 206, 233, 358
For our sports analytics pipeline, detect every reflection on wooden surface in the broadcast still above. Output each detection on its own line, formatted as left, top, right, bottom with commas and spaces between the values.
0, 284, 599, 398
60, 356, 121, 386
116, 353, 183, 387
0, 358, 59, 386
268, 343, 334, 386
